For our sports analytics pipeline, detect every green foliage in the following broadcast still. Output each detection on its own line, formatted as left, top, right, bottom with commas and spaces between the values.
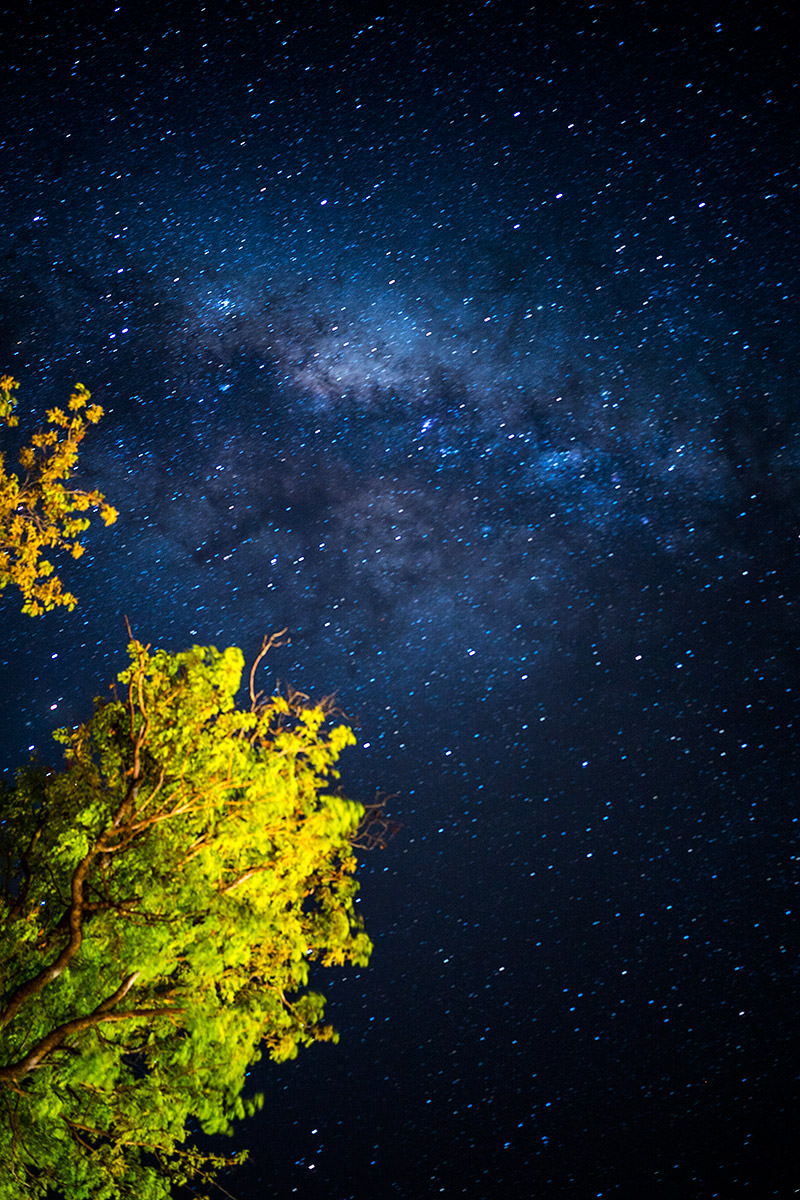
0, 374, 117, 615
0, 636, 372, 1198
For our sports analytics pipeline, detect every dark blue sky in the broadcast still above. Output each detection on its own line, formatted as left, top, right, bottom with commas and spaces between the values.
1, 2, 797, 1196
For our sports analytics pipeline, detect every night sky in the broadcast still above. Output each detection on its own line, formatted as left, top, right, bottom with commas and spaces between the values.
0, 2, 797, 1197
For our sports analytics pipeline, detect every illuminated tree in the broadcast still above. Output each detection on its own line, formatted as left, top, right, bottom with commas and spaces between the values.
0, 632, 372, 1199
0, 375, 117, 615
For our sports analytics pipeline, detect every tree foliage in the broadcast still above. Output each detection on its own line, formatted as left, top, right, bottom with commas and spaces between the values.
0, 633, 372, 1198
0, 374, 117, 615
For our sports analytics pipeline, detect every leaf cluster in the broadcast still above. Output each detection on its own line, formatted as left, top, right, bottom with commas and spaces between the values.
0, 638, 371, 1198
0, 375, 117, 615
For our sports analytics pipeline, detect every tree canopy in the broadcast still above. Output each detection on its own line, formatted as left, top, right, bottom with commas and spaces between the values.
0, 632, 372, 1199
0, 375, 117, 615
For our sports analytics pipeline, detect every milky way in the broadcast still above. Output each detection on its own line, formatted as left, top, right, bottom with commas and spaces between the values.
1, 3, 797, 1196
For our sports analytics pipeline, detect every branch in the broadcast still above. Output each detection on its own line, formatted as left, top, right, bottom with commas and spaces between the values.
0, 972, 186, 1082
0, 845, 97, 1030
248, 629, 289, 708
104, 771, 238, 849
218, 864, 272, 894
126, 640, 151, 791
352, 795, 402, 851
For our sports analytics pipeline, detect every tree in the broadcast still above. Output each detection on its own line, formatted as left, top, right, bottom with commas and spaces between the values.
0, 375, 117, 615
0, 631, 373, 1199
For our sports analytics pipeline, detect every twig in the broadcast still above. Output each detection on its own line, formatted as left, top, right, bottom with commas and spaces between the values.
248, 629, 289, 708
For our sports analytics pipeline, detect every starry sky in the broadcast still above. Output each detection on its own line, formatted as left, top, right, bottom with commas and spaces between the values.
0, 1, 797, 1196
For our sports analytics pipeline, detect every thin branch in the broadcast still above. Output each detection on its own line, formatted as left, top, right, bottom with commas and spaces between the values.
94, 970, 141, 1013
284, 680, 310, 709
203, 1171, 244, 1200
248, 629, 289, 708
64, 1119, 95, 1152
218, 864, 272, 894
129, 643, 151, 786
352, 795, 402, 851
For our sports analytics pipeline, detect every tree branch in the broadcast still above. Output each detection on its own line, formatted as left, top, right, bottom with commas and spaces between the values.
0, 971, 186, 1082
249, 629, 289, 708
0, 846, 97, 1030
218, 864, 272, 894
